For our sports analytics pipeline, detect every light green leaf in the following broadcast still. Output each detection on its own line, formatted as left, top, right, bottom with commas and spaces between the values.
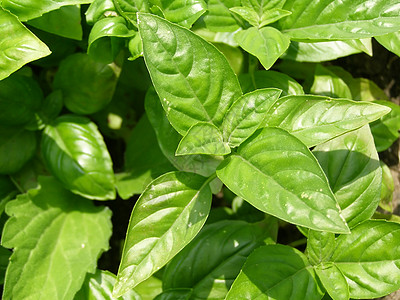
306, 230, 335, 265
0, 127, 37, 175
379, 161, 394, 213
113, 171, 212, 297
116, 114, 175, 199
315, 264, 349, 300
163, 220, 271, 299
376, 30, 400, 57
0, 74, 43, 126
280, 0, 400, 40
138, 13, 242, 135
203, 0, 241, 32
370, 100, 400, 152
265, 95, 391, 147
1, 177, 112, 300
86, 0, 116, 24
230, 7, 291, 28
2, 0, 92, 22
216, 127, 349, 233
75, 270, 141, 300
128, 33, 143, 60
88, 16, 135, 63
27, 5, 82, 40
213, 43, 243, 75
41, 115, 116, 200
226, 244, 324, 300
222, 88, 282, 147
310, 64, 352, 99
239, 70, 304, 96
176, 122, 231, 156
332, 220, 400, 299
134, 276, 163, 300
53, 53, 120, 114
313, 126, 382, 228
258, 8, 291, 27
235, 27, 290, 70
145, 88, 223, 177
114, 0, 150, 25
229, 6, 259, 27
0, 8, 51, 80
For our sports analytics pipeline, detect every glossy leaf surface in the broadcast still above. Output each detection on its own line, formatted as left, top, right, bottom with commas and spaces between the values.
0, 74, 43, 126
217, 127, 349, 233
265, 95, 391, 147
0, 8, 51, 80
315, 264, 349, 300
114, 171, 212, 297
163, 220, 272, 299
42, 115, 116, 200
145, 88, 222, 177
332, 220, 400, 298
235, 27, 290, 70
138, 13, 242, 135
53, 53, 119, 115
2, 0, 92, 21
314, 126, 382, 228
203, 0, 241, 32
376, 30, 400, 57
176, 122, 231, 156
280, 0, 400, 40
226, 244, 324, 300
306, 230, 335, 265
85, 0, 115, 24
310, 64, 352, 99
1, 177, 112, 300
230, 7, 291, 28
222, 88, 282, 147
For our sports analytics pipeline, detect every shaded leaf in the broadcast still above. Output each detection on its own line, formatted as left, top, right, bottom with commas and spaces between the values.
379, 161, 394, 213
113, 171, 212, 297
216, 127, 349, 233
203, 0, 241, 32
310, 64, 352, 99
0, 246, 11, 285
306, 230, 335, 265
154, 289, 192, 300
375, 30, 400, 57
1, 177, 112, 300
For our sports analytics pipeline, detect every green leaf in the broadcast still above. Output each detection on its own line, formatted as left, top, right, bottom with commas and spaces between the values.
27, 5, 83, 40
0, 246, 11, 285
306, 230, 335, 266
176, 122, 230, 156
376, 30, 400, 57
76, 270, 141, 300
203, 0, 241, 32
258, 8, 291, 28
114, 0, 149, 25
53, 53, 120, 115
230, 7, 291, 28
1, 176, 112, 300
226, 244, 324, 299
239, 70, 304, 96
331, 220, 400, 299
128, 32, 143, 60
222, 88, 282, 147
265, 95, 391, 147
0, 74, 43, 126
235, 27, 290, 70
279, 0, 400, 40
138, 13, 242, 135
0, 176, 17, 216
154, 289, 192, 300
86, 0, 116, 24
134, 276, 163, 300
113, 171, 212, 297
313, 126, 382, 228
314, 264, 349, 300
370, 100, 400, 152
379, 161, 394, 213
145, 88, 223, 177
310, 64, 352, 99
88, 16, 135, 64
2, 0, 92, 22
41, 115, 116, 200
163, 220, 271, 299
216, 127, 349, 233
0, 7, 51, 80
0, 127, 37, 175
116, 114, 175, 199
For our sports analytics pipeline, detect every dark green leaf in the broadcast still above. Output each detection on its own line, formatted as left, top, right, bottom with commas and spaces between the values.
216, 127, 349, 233
113, 171, 212, 297
0, 7, 51, 80
154, 289, 192, 300
222, 88, 282, 147
226, 244, 324, 299
176, 122, 230, 156
310, 64, 352, 99
306, 230, 335, 265
331, 220, 400, 299
0, 246, 11, 285
314, 126, 382, 228
203, 0, 241, 32
41, 115, 116, 200
138, 13, 242, 135
53, 53, 120, 114
128, 33, 143, 60
27, 5, 82, 40
279, 0, 400, 40
1, 177, 112, 299
235, 27, 290, 70
265, 95, 391, 147
163, 220, 272, 299
375, 31, 400, 57
314, 264, 349, 300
